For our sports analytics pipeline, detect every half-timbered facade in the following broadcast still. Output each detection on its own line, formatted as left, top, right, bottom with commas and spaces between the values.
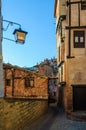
3, 63, 48, 99
54, 0, 86, 115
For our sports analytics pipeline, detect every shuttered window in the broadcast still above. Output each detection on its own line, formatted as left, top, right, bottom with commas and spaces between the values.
74, 31, 85, 48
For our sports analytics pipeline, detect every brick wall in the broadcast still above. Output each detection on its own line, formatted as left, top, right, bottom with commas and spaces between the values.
0, 98, 48, 130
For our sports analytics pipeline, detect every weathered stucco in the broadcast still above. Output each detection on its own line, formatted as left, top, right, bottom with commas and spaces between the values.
54, 0, 86, 114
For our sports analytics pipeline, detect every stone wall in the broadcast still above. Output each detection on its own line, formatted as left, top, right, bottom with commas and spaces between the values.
0, 98, 48, 130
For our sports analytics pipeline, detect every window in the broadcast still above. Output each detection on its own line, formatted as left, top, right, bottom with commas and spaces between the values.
81, 1, 86, 10
30, 78, 34, 87
6, 79, 11, 86
25, 77, 34, 88
25, 78, 30, 87
74, 31, 85, 48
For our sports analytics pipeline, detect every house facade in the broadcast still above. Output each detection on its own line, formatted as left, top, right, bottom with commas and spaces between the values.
33, 58, 58, 103
54, 0, 86, 115
3, 63, 48, 99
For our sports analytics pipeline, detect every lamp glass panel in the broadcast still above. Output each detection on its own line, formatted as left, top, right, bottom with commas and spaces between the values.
17, 32, 26, 39
17, 31, 26, 43
14, 31, 26, 43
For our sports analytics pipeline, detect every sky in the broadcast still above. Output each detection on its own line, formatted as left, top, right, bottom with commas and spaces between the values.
2, 0, 56, 67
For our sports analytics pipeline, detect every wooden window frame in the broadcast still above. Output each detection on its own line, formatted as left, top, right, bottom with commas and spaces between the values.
74, 31, 85, 48
25, 78, 30, 88
25, 77, 34, 88
6, 79, 11, 86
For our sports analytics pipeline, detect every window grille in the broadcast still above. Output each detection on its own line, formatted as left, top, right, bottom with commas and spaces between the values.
74, 31, 85, 48
81, 1, 86, 10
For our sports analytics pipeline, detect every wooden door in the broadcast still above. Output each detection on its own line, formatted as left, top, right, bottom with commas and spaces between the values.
73, 86, 86, 111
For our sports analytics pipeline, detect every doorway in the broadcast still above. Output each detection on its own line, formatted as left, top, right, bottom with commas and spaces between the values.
73, 85, 86, 111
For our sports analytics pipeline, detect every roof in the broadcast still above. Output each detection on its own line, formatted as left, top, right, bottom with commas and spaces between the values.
3, 63, 48, 78
54, 0, 58, 17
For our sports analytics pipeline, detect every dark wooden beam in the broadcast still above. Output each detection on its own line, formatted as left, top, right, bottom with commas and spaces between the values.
12, 69, 15, 96
68, 0, 71, 58
78, 3, 80, 26
66, 26, 86, 29
4, 69, 7, 97
67, 1, 81, 6
58, 61, 64, 68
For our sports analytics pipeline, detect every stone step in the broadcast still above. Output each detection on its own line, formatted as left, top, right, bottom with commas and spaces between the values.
69, 111, 86, 122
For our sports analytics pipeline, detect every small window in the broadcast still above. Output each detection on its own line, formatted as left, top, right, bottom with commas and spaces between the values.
25, 77, 34, 88
25, 78, 30, 88
6, 79, 11, 86
81, 1, 86, 10
74, 31, 85, 48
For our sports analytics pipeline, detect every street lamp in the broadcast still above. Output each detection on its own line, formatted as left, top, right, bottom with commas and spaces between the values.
13, 28, 27, 44
0, 0, 28, 97
3, 19, 28, 44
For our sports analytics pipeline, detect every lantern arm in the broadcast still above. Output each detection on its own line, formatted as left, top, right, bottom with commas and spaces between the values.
2, 19, 28, 44
2, 37, 16, 42
3, 19, 21, 31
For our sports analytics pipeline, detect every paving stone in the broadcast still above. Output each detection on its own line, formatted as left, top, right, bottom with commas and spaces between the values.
24, 104, 86, 130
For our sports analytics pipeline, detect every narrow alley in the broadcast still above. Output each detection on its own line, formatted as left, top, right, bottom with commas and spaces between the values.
24, 103, 86, 130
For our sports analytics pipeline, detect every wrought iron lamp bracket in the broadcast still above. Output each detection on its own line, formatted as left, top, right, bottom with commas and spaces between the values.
3, 19, 21, 31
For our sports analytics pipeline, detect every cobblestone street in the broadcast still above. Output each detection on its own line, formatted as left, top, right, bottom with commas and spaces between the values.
24, 104, 86, 130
